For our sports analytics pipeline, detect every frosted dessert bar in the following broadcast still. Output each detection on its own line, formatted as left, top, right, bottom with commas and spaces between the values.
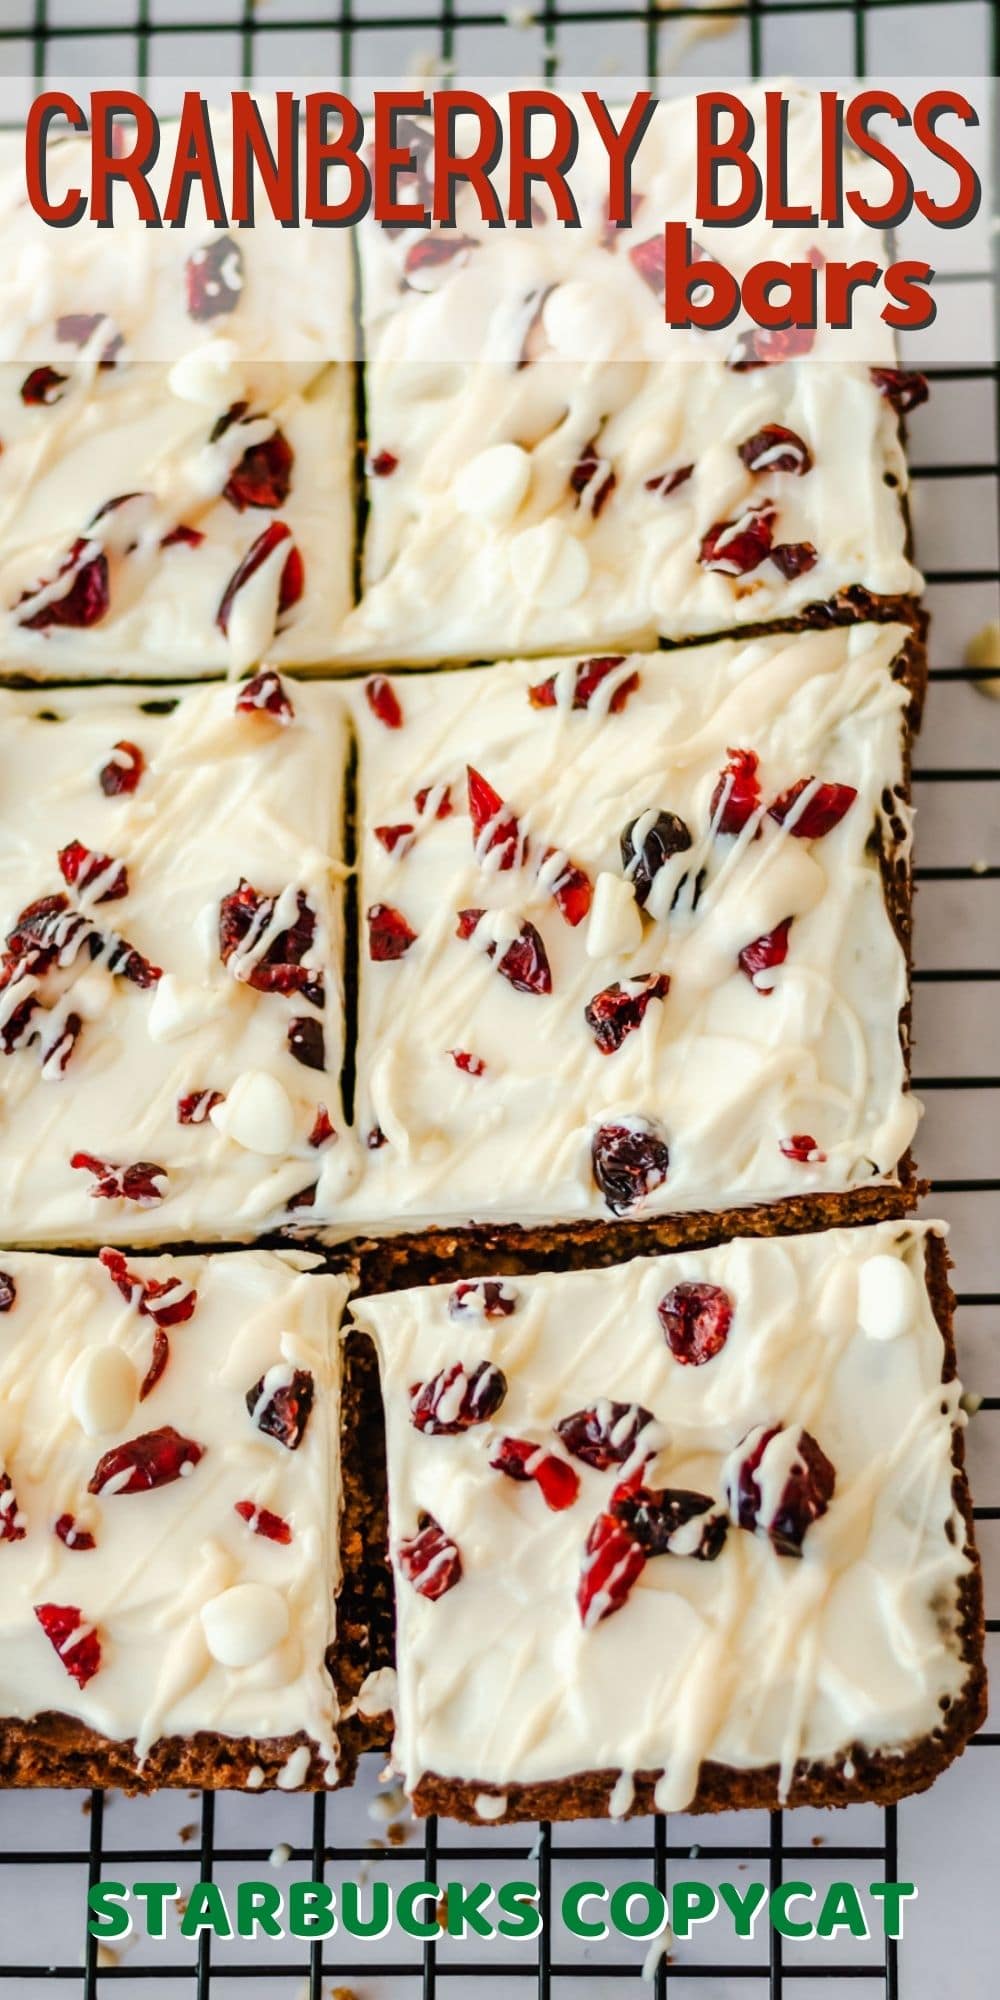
0, 676, 346, 1245
0, 1249, 354, 1791
325, 622, 922, 1250
353, 1222, 985, 1820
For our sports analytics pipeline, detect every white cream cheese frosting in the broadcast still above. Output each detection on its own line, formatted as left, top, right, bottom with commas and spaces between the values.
322, 622, 919, 1237
354, 1222, 974, 1807
0, 1248, 348, 1776
0, 112, 354, 678
0, 677, 346, 1246
336, 87, 921, 665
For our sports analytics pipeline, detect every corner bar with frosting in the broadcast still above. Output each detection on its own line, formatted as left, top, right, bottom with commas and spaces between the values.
0, 676, 347, 1247
353, 1221, 985, 1822
0, 1249, 360, 1792
325, 621, 924, 1254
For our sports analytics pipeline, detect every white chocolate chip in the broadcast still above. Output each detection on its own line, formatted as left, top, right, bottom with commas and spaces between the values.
210, 1071, 295, 1155
586, 871, 643, 958
69, 1346, 138, 1439
509, 522, 590, 608
147, 973, 224, 1044
454, 443, 531, 525
857, 1253, 917, 1341
168, 337, 244, 408
201, 1583, 290, 1668
543, 279, 628, 361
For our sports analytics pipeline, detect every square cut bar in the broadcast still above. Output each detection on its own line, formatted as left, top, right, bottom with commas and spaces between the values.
0, 1249, 357, 1791
0, 114, 354, 680
338, 87, 923, 667
0, 675, 346, 1246
324, 622, 923, 1255
353, 1221, 985, 1822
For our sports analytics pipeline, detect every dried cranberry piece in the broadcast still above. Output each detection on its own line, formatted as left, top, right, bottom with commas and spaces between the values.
98, 1247, 197, 1329
0, 992, 40, 1055
374, 823, 415, 856
54, 1513, 96, 1552
584, 974, 670, 1055
56, 312, 122, 365
609, 1472, 727, 1559
738, 424, 812, 476
103, 937, 162, 989
528, 655, 640, 713
58, 841, 128, 904
448, 1279, 518, 1320
620, 810, 693, 908
489, 1436, 580, 1512
544, 851, 593, 928
645, 463, 694, 498
555, 1400, 657, 1471
247, 1368, 315, 1450
870, 367, 929, 417
138, 1329, 169, 1401
628, 234, 666, 294
570, 440, 616, 518
768, 779, 857, 838
34, 1603, 101, 1687
234, 1500, 293, 1545
770, 541, 818, 579
467, 767, 524, 870
5, 893, 76, 972
409, 1360, 508, 1435
218, 880, 322, 1003
365, 675, 404, 729
711, 748, 761, 835
286, 1181, 317, 1213
0, 1273, 16, 1313
577, 1512, 646, 1626
367, 902, 417, 961
161, 523, 204, 550
0, 1472, 26, 1543
779, 1133, 826, 1163
21, 366, 68, 406
70, 1154, 167, 1205
185, 234, 244, 320
309, 1104, 335, 1148
658, 1281, 733, 1365
224, 427, 294, 512
403, 234, 476, 286
88, 1426, 205, 1495
216, 521, 303, 637
399, 1515, 463, 1599
235, 669, 295, 724
727, 325, 815, 370
449, 1048, 486, 1077
738, 917, 793, 991
367, 1125, 387, 1150
176, 1089, 224, 1125
99, 740, 144, 797
699, 503, 776, 576
16, 540, 110, 631
591, 1119, 670, 1212
455, 909, 553, 997
725, 1422, 835, 1556
414, 783, 453, 819
370, 449, 398, 477
285, 1016, 324, 1072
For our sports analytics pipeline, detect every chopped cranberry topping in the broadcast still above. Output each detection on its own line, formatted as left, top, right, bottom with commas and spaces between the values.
770, 541, 818, 580
570, 440, 616, 517
658, 1281, 733, 1365
177, 1089, 225, 1125
448, 1279, 518, 1320
450, 1048, 486, 1077
727, 325, 816, 370
585, 974, 670, 1055
591, 1119, 670, 1212
53, 1513, 96, 1552
235, 669, 295, 724
58, 840, 128, 904
711, 747, 761, 835
0, 993, 40, 1056
367, 901, 417, 961
365, 676, 404, 729
288, 1016, 325, 1071
218, 880, 323, 1005
779, 1133, 826, 1163
467, 767, 524, 870
88, 1426, 205, 1495
39, 1011, 84, 1079
216, 521, 303, 639
99, 740, 144, 797
0, 1472, 26, 1543
370, 449, 399, 477
739, 917, 793, 990
374, 823, 415, 856
55, 312, 122, 366
224, 427, 294, 512
98, 1247, 197, 1328
399, 1515, 463, 1599
768, 779, 857, 837
629, 234, 666, 294
70, 1155, 167, 1205
309, 1104, 335, 1148
16, 540, 110, 632
34, 1603, 101, 1687
185, 235, 244, 320
0, 1272, 16, 1313
247, 1368, 315, 1450
725, 1422, 835, 1555
528, 655, 640, 713
489, 1436, 580, 1511
870, 367, 929, 417
610, 1471, 727, 1559
738, 424, 812, 476
286, 1180, 317, 1213
161, 523, 204, 550
234, 1500, 293, 1544
543, 851, 592, 927
577, 1512, 646, 1626
403, 234, 475, 286
410, 1359, 508, 1434
644, 463, 694, 498
21, 366, 68, 407
555, 1400, 657, 1471
455, 909, 552, 996
5, 892, 76, 974
699, 502, 776, 576
414, 782, 453, 819
367, 1125, 387, 1150
620, 809, 693, 907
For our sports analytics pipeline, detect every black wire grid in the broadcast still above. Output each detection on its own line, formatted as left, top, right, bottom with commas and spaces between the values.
0, 1, 997, 1994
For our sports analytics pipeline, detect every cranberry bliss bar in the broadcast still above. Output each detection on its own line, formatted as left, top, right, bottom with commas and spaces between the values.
0, 675, 346, 1246
352, 1222, 985, 1821
0, 1249, 355, 1791
323, 622, 923, 1254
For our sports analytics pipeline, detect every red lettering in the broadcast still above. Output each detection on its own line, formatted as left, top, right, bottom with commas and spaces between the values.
25, 92, 87, 226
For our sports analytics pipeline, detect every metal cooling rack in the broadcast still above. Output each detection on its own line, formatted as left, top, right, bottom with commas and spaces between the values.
0, 1, 997, 1995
